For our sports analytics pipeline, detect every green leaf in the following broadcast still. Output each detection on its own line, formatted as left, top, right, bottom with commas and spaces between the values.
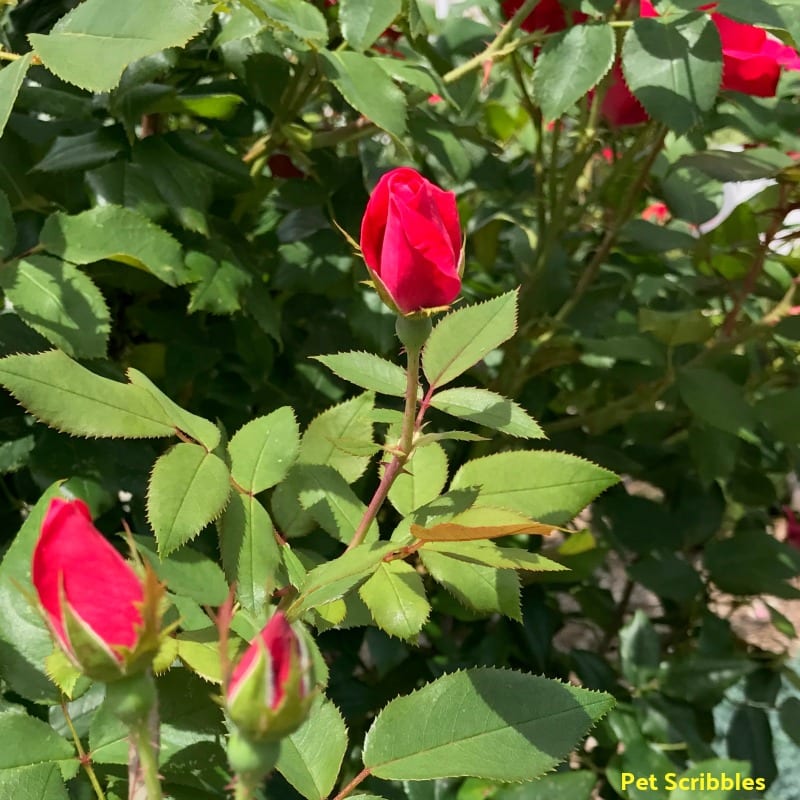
619, 610, 660, 688
312, 352, 407, 397
430, 387, 544, 439
28, 0, 212, 92
39, 205, 188, 287
638, 308, 714, 346
496, 770, 596, 800
423, 541, 566, 574
340, 0, 402, 50
289, 464, 379, 545
420, 550, 520, 620
253, 0, 329, 46
0, 485, 63, 702
756, 387, 800, 443
669, 758, 751, 800
450, 451, 618, 525
779, 698, 800, 747
388, 442, 448, 516
276, 696, 348, 800
0, 189, 14, 259
0, 255, 110, 358
127, 368, 221, 451
0, 712, 73, 800
131, 137, 211, 235
288, 542, 397, 617
175, 628, 229, 684
677, 368, 756, 436
229, 407, 300, 494
534, 23, 614, 121
423, 291, 518, 389
185, 248, 252, 314
319, 51, 407, 139
0, 350, 176, 438
675, 148, 792, 182
298, 392, 375, 483
134, 536, 229, 607
622, 15, 722, 134
362, 668, 615, 781
704, 528, 800, 598
359, 560, 431, 639
33, 128, 126, 173
0, 54, 33, 139
147, 442, 231, 556
219, 492, 281, 614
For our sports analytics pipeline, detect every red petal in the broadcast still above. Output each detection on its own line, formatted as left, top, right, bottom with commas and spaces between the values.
229, 612, 298, 709
32, 498, 143, 658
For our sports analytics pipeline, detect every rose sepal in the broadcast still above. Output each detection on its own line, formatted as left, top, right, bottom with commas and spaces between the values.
57, 562, 168, 682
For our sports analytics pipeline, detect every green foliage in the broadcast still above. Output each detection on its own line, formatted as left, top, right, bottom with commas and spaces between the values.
28, 0, 211, 92
313, 352, 408, 397
622, 14, 722, 133
534, 23, 615, 121
229, 407, 300, 493
0, 0, 799, 796
359, 560, 431, 639
340, 0, 402, 51
320, 51, 408, 139
276, 696, 349, 799
0, 711, 74, 799
430, 387, 544, 439
0, 255, 110, 358
451, 451, 619, 524
423, 291, 518, 389
0, 351, 177, 439
147, 443, 231, 555
39, 206, 188, 286
362, 668, 614, 780
0, 53, 32, 138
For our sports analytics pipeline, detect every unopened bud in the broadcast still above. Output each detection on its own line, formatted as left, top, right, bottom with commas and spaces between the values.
225, 612, 314, 742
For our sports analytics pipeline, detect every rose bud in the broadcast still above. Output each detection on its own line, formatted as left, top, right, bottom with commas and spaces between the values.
32, 497, 162, 682
225, 612, 313, 742
360, 167, 463, 316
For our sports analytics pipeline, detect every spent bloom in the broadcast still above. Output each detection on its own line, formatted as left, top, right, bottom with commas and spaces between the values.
360, 167, 463, 315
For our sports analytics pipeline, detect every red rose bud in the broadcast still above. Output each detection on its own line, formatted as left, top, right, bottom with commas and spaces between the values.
360, 167, 463, 315
32, 498, 161, 681
226, 612, 313, 741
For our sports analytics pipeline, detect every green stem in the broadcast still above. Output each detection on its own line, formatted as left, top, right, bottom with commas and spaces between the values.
310, 1, 544, 151
234, 777, 259, 800
61, 698, 107, 800
346, 338, 423, 552
542, 124, 667, 333
443, 0, 542, 85
131, 722, 163, 800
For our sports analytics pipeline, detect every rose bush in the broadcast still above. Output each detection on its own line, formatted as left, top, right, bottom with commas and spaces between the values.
360, 166, 463, 314
0, 0, 799, 798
